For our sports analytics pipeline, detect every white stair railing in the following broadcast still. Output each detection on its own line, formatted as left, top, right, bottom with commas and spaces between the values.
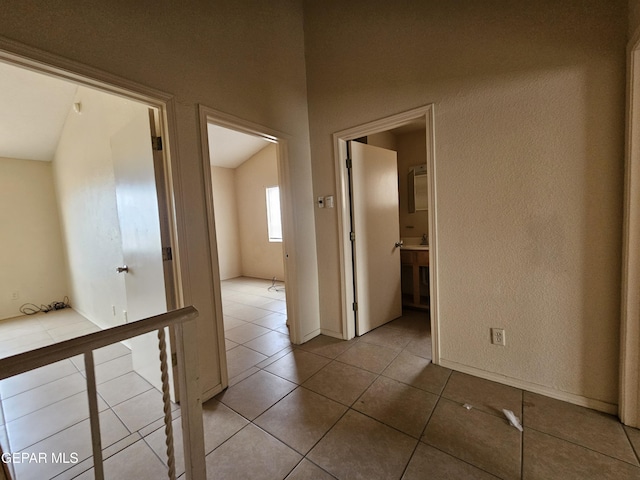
0, 306, 206, 480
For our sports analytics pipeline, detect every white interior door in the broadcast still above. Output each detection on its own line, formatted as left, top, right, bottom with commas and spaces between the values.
111, 110, 175, 399
350, 141, 403, 335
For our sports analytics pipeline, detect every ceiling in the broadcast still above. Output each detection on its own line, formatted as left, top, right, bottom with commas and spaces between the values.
0, 61, 77, 162
0, 57, 415, 168
0, 60, 268, 167
207, 124, 271, 168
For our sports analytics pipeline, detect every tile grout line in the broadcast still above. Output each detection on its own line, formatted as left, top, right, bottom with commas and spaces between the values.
0, 366, 81, 401
623, 426, 640, 466
2, 358, 144, 427
524, 425, 640, 468
419, 369, 516, 479
297, 327, 434, 477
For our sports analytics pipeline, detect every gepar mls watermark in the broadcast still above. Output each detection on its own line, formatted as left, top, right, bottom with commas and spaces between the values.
1, 452, 79, 464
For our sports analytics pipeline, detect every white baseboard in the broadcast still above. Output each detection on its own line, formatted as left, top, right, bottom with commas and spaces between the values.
202, 384, 223, 403
301, 328, 322, 343
438, 358, 618, 415
319, 329, 344, 340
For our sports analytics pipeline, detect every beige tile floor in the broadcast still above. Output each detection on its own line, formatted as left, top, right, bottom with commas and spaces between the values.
1, 278, 640, 479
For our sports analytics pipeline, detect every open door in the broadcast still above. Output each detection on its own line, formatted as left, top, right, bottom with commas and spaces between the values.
350, 141, 403, 335
111, 107, 176, 399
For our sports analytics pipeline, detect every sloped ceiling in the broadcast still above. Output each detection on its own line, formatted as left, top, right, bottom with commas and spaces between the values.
207, 123, 271, 168
0, 59, 271, 166
0, 61, 77, 162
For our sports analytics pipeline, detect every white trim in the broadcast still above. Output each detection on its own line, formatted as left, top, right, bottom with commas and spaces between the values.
332, 106, 439, 358
303, 328, 322, 342
440, 359, 618, 415
197, 106, 301, 359
0, 37, 202, 394
266, 185, 284, 243
319, 329, 343, 340
0, 36, 173, 108
619, 33, 640, 427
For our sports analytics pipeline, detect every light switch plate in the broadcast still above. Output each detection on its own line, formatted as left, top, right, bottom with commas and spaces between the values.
325, 195, 334, 208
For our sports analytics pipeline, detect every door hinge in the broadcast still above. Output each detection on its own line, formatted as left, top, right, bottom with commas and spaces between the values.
346, 158, 352, 169
162, 246, 173, 261
350, 232, 356, 241
151, 135, 163, 151
171, 352, 177, 367
352, 302, 358, 311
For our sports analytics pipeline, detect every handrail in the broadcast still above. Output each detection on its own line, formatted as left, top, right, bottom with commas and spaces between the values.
0, 306, 206, 480
0, 306, 198, 381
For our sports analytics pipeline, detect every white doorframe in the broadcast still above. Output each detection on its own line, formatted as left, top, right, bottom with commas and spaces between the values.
0, 39, 191, 387
620, 30, 640, 427
197, 106, 300, 384
332, 105, 439, 357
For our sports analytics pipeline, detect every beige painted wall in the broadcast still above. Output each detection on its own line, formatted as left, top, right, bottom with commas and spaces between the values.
211, 166, 243, 281
53, 86, 151, 329
236, 144, 285, 280
367, 131, 396, 150
212, 148, 284, 281
305, 0, 626, 407
0, 2, 319, 395
0, 157, 68, 320
630, 0, 640, 38
397, 131, 429, 241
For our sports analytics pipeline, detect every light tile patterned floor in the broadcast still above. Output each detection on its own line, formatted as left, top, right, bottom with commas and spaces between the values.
1, 277, 640, 479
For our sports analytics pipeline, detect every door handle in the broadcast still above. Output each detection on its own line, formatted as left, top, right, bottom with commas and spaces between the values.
116, 265, 129, 273
394, 240, 404, 248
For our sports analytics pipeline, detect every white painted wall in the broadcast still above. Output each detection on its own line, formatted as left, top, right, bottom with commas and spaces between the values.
305, 0, 626, 408
0, 157, 68, 320
236, 144, 285, 280
211, 166, 242, 280
53, 86, 150, 330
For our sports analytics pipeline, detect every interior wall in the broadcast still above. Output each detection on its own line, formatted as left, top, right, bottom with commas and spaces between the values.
304, 0, 627, 408
53, 86, 149, 330
236, 144, 285, 280
0, 0, 318, 390
0, 157, 68, 320
397, 131, 429, 241
367, 131, 397, 150
211, 166, 243, 280
630, 0, 640, 38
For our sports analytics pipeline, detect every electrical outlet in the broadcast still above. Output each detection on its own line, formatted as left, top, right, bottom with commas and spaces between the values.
11, 291, 19, 300
112, 305, 116, 316
123, 310, 128, 323
491, 328, 505, 346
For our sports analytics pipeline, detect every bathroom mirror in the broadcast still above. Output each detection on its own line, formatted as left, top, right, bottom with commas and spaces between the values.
408, 165, 428, 213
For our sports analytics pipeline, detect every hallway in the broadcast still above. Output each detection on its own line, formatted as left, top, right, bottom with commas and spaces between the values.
1, 306, 639, 478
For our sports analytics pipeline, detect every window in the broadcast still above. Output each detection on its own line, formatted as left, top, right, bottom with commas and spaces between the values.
266, 186, 282, 242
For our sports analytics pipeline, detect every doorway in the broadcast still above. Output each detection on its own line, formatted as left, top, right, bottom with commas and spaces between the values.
333, 105, 439, 359
198, 106, 297, 387
0, 56, 181, 398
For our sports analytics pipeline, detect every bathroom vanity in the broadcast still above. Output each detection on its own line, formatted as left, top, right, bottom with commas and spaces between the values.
400, 245, 429, 309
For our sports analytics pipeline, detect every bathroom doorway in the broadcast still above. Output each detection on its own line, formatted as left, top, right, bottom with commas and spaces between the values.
198, 107, 296, 386
332, 105, 439, 359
